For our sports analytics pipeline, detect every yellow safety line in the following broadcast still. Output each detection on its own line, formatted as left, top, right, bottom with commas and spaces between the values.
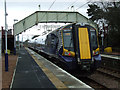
25, 48, 68, 89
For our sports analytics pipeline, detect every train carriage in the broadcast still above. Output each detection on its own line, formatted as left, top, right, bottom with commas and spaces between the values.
44, 23, 101, 71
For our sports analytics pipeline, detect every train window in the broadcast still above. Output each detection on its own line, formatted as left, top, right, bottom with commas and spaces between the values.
63, 29, 74, 51
90, 29, 98, 50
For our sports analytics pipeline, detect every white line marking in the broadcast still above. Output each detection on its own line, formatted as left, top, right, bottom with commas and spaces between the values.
101, 54, 120, 60
10, 57, 19, 89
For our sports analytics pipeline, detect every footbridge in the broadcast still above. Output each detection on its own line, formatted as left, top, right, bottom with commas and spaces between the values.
13, 11, 97, 35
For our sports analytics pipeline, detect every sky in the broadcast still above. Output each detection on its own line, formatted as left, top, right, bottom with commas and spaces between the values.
0, 0, 91, 26
0, 0, 92, 43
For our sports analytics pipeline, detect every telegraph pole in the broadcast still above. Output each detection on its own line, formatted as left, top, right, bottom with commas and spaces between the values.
4, 0, 8, 71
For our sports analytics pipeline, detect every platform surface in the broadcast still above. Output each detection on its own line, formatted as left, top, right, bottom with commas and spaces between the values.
26, 48, 93, 89
11, 47, 93, 89
11, 47, 56, 89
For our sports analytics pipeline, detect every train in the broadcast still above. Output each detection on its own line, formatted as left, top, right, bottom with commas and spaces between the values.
30, 23, 101, 71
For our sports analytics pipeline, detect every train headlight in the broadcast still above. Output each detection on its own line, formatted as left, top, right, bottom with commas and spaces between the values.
63, 49, 75, 57
95, 51, 99, 54
93, 48, 100, 56
93, 51, 99, 55
64, 52, 71, 56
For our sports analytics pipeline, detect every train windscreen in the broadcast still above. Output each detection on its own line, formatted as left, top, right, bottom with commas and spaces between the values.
90, 29, 98, 50
63, 29, 74, 51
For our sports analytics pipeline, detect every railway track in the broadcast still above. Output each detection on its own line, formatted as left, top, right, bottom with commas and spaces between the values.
101, 55, 120, 72
79, 77, 109, 89
97, 67, 120, 80
87, 68, 120, 89
71, 67, 120, 89
29, 47, 120, 89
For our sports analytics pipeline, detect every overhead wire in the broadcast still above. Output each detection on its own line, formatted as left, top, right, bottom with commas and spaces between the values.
76, 0, 91, 10
49, 0, 78, 27
39, 0, 91, 24
39, 0, 57, 35
39, 0, 91, 34
39, 0, 57, 25
65, 0, 78, 10
40, 0, 77, 22
56, 0, 92, 22
48, 0, 57, 10
51, 0, 78, 20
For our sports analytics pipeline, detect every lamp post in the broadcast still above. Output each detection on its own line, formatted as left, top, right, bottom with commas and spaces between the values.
35, 39, 37, 49
4, 0, 8, 71
22, 33, 23, 47
13, 19, 18, 55
101, 30, 104, 52
71, 6, 74, 11
100, 20, 104, 52
38, 5, 41, 11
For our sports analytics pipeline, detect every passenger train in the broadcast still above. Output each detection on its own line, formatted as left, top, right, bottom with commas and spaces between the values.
31, 23, 101, 71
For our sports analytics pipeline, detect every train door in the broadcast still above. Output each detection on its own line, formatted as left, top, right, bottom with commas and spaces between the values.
72, 24, 92, 70
78, 27, 92, 60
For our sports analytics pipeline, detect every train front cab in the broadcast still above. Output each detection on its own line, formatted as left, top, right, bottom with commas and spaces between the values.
61, 23, 101, 71
72, 24, 91, 70
72, 24, 101, 70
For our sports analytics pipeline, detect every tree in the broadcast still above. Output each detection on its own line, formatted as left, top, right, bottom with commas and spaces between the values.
87, 1, 120, 49
87, 4, 104, 21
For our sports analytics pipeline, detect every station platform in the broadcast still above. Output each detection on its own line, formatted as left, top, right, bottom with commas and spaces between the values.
10, 47, 93, 89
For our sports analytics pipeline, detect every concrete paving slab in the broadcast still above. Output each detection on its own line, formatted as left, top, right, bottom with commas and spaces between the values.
11, 47, 56, 89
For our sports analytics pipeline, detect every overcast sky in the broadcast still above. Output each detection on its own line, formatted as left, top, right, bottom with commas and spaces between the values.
0, 0, 92, 27
0, 0, 95, 43
0, 0, 118, 43
0, 0, 93, 42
